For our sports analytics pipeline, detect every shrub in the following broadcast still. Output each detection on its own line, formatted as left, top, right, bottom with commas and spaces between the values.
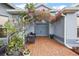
6, 33, 24, 55
4, 21, 16, 34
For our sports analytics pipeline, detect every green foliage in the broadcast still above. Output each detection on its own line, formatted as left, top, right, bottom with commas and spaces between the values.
19, 12, 27, 18
25, 3, 35, 10
18, 3, 35, 28
7, 33, 23, 53
4, 21, 16, 34
19, 14, 32, 27
4, 21, 24, 55
0, 40, 3, 47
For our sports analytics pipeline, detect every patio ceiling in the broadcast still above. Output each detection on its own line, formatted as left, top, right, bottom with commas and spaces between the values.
7, 9, 27, 15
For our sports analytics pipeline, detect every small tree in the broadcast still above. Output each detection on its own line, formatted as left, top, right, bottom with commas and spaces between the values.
18, 3, 35, 34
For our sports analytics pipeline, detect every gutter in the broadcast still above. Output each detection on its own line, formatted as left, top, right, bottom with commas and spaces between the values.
6, 3, 21, 9
7, 9, 27, 15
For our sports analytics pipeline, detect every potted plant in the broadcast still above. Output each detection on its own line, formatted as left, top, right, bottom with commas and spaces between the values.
23, 49, 30, 56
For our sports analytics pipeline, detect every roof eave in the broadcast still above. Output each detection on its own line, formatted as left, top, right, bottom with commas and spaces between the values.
62, 7, 79, 13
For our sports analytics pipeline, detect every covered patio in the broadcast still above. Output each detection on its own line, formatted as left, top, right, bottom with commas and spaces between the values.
5, 4, 77, 56
27, 37, 78, 56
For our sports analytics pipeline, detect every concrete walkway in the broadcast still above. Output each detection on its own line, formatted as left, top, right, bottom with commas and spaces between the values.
27, 37, 78, 56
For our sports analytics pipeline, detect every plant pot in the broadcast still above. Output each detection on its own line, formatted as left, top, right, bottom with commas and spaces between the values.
49, 34, 54, 39
23, 52, 31, 56
23, 49, 30, 56
0, 45, 7, 56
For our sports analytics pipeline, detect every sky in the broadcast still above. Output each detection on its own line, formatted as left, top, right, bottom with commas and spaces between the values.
15, 3, 74, 9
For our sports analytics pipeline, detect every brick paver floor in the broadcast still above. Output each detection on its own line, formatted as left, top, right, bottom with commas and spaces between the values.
27, 37, 78, 56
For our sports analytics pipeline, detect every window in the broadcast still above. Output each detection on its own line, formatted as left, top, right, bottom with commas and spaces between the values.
0, 15, 8, 25
77, 16, 79, 37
